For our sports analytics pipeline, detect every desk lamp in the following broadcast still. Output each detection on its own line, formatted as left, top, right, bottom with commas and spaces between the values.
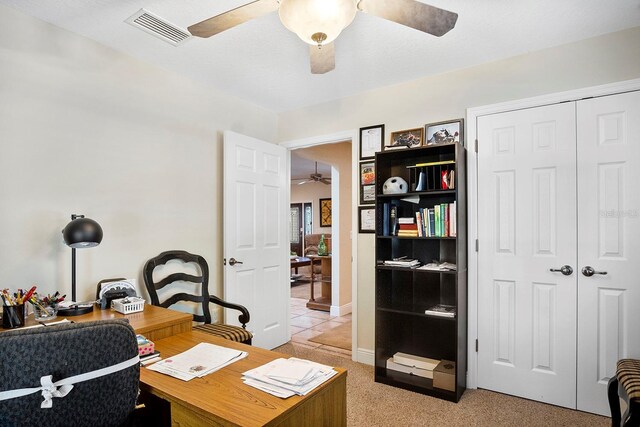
58, 214, 103, 316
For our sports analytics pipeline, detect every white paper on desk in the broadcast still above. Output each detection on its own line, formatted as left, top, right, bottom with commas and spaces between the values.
242, 357, 337, 398
147, 342, 247, 381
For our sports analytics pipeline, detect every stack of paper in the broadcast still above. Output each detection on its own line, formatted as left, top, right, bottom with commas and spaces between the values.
417, 262, 457, 271
242, 357, 337, 398
147, 342, 247, 381
383, 259, 421, 267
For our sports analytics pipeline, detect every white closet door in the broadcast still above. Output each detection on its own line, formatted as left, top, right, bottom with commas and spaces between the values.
477, 102, 578, 408
576, 91, 640, 415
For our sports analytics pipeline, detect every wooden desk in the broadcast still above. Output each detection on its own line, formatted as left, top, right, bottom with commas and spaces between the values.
307, 255, 332, 312
2, 305, 193, 342
140, 330, 347, 426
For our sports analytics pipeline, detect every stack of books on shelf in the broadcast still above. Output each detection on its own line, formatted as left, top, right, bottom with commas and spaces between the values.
382, 257, 421, 268
386, 352, 440, 379
397, 217, 418, 237
415, 202, 456, 237
424, 304, 456, 318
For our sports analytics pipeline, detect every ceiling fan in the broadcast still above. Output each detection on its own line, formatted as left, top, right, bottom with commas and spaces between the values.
188, 0, 458, 74
293, 162, 331, 185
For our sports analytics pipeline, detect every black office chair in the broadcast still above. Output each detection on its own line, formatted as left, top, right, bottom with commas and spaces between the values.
0, 319, 140, 427
143, 250, 253, 345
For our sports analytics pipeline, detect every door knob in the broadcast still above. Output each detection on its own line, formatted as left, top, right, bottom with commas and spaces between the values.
549, 265, 573, 276
582, 266, 607, 277
228, 257, 243, 266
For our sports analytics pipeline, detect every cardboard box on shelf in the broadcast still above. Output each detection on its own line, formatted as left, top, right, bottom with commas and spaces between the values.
433, 360, 455, 391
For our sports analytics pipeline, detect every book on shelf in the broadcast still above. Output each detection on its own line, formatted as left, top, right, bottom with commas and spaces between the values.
398, 224, 417, 230
398, 217, 415, 224
424, 304, 456, 318
397, 231, 419, 237
415, 211, 423, 237
383, 203, 390, 236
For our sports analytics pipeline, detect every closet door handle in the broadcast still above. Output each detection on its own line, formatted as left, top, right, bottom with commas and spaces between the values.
581, 266, 607, 277
549, 265, 573, 276
228, 257, 244, 266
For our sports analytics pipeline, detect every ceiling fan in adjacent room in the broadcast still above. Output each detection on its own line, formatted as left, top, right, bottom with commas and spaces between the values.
188, 0, 458, 74
293, 162, 332, 185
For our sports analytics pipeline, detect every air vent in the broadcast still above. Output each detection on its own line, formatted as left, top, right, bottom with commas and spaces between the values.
126, 9, 191, 46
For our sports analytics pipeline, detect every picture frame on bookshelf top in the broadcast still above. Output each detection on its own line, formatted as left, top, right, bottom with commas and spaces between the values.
385, 127, 424, 150
359, 124, 384, 160
425, 118, 464, 146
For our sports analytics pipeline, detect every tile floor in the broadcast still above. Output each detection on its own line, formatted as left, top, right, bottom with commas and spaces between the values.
289, 296, 352, 358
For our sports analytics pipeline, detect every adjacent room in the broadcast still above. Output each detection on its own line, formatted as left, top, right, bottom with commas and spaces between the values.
1, 0, 639, 425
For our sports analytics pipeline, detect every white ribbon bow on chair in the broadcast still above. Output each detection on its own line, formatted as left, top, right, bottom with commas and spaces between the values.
0, 355, 139, 408
39, 375, 74, 408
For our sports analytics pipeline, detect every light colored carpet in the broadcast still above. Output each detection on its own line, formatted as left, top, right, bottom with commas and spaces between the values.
308, 321, 351, 350
274, 342, 609, 427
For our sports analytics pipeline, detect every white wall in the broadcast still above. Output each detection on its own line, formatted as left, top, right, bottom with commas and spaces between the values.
0, 5, 278, 304
277, 26, 640, 357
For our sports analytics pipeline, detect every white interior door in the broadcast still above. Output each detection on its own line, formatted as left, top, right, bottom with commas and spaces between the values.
477, 103, 578, 408
576, 91, 640, 415
223, 130, 289, 349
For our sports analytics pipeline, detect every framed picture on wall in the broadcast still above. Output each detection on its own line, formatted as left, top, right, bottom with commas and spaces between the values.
359, 124, 384, 160
319, 198, 332, 227
359, 207, 376, 233
425, 118, 464, 146
360, 184, 375, 205
360, 161, 376, 205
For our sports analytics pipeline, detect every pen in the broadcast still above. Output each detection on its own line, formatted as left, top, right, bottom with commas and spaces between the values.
22, 286, 37, 303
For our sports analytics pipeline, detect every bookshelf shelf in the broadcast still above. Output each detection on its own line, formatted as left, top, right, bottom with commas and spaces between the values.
374, 143, 467, 402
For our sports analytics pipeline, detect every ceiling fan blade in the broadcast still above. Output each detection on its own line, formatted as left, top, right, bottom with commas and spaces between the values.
358, 0, 458, 37
310, 42, 335, 74
320, 178, 331, 185
297, 180, 311, 185
188, 0, 279, 38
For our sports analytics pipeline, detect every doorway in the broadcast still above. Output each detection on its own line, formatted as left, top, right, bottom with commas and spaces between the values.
287, 143, 353, 355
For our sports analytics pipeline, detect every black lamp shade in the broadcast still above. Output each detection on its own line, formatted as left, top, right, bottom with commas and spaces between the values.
62, 217, 103, 248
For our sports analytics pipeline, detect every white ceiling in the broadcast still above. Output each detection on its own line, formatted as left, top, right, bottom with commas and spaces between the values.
3, 1, 640, 112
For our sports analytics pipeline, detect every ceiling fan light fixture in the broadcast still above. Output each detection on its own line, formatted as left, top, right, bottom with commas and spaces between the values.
279, 0, 357, 46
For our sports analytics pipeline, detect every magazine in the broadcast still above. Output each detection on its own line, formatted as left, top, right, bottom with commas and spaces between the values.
424, 304, 456, 318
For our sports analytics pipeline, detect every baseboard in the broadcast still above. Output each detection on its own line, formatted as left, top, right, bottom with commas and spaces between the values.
356, 348, 374, 365
330, 302, 352, 317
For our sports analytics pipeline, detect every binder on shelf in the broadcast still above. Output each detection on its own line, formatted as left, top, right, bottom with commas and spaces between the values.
383, 203, 390, 236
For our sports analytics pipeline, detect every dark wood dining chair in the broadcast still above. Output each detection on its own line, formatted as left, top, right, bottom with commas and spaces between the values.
143, 250, 252, 345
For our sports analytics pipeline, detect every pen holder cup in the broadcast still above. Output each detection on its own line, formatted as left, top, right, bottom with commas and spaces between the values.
33, 305, 57, 322
2, 304, 25, 329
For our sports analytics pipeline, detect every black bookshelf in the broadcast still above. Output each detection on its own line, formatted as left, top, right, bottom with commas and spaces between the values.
374, 143, 467, 402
